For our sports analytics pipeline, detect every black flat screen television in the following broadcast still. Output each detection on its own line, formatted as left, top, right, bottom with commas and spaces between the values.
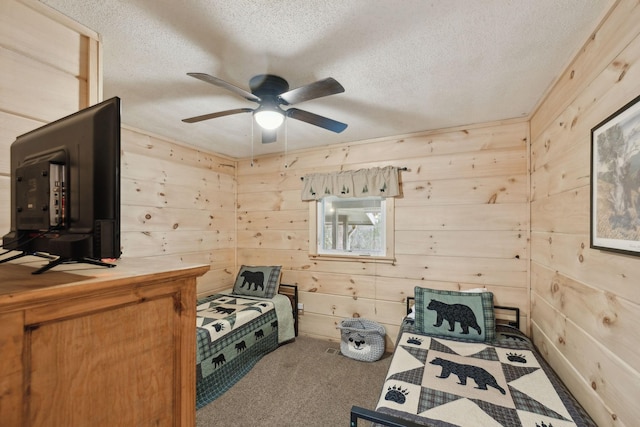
1, 97, 121, 274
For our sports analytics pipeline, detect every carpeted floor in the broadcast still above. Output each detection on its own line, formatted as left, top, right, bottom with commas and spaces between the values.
196, 335, 392, 427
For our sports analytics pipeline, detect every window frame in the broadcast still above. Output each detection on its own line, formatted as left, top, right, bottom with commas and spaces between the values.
308, 196, 395, 262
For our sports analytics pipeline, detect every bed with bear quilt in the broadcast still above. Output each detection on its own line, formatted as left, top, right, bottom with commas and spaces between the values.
195, 266, 295, 409
350, 287, 596, 427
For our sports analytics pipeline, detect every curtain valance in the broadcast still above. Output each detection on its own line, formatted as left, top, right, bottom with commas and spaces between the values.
301, 166, 400, 201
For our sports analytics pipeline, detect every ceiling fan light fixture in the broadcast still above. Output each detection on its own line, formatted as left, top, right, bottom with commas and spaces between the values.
184, 73, 347, 139
254, 108, 284, 130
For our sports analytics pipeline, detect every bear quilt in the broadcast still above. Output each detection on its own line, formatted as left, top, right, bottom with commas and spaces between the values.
196, 294, 276, 347
374, 324, 596, 427
195, 293, 280, 408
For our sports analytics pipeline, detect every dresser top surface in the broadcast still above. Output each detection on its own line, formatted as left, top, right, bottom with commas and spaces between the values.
0, 256, 209, 309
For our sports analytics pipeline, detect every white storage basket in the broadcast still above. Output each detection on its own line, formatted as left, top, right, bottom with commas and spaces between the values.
337, 318, 386, 362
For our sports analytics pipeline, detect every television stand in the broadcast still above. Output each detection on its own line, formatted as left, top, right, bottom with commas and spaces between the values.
32, 257, 117, 275
0, 252, 116, 274
0, 251, 56, 264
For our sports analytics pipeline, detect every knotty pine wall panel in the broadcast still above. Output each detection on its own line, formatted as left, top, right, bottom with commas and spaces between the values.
396, 203, 527, 231
530, 0, 632, 136
119, 127, 237, 296
240, 121, 529, 176
398, 175, 529, 206
1, 0, 235, 295
236, 119, 530, 347
0, 0, 97, 122
530, 294, 632, 426
0, 47, 81, 120
238, 209, 308, 230
0, 0, 92, 78
395, 230, 527, 259
531, 263, 640, 374
529, 0, 640, 424
0, 0, 100, 258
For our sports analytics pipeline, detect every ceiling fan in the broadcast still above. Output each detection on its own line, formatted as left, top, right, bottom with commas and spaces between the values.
182, 73, 348, 143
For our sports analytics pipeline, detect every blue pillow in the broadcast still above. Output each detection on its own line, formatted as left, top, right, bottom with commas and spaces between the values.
232, 265, 281, 298
414, 286, 495, 342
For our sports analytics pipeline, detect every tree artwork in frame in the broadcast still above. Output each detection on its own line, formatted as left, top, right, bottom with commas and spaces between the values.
591, 93, 640, 256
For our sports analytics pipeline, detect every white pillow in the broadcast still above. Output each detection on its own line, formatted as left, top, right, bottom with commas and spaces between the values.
462, 287, 488, 293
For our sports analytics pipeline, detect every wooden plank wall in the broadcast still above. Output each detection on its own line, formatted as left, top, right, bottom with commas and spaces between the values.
0, 0, 100, 249
236, 120, 530, 345
0, 1, 234, 296
119, 126, 237, 295
529, 0, 640, 425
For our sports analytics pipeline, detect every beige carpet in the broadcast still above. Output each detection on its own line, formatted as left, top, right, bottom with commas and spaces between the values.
196, 335, 392, 427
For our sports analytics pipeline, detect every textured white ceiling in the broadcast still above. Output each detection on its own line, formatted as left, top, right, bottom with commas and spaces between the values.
40, 0, 610, 158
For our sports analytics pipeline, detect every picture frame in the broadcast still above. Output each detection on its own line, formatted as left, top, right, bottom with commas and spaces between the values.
591, 93, 640, 256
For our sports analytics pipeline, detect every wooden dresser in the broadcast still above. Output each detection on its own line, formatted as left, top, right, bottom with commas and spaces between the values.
0, 258, 209, 427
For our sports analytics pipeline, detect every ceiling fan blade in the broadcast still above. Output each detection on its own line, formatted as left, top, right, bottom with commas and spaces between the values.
286, 108, 348, 133
187, 73, 260, 103
262, 129, 277, 144
278, 77, 345, 105
182, 108, 252, 123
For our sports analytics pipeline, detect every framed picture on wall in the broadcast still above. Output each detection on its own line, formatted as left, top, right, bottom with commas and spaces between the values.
591, 93, 640, 256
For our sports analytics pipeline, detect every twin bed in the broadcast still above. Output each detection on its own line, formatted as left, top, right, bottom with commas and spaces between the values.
195, 266, 297, 409
351, 287, 597, 427
194, 273, 596, 426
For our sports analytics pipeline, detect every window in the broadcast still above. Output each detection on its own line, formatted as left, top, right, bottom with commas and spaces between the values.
310, 195, 394, 259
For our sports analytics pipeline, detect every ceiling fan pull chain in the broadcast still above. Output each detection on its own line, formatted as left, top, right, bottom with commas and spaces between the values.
284, 119, 288, 169
250, 116, 254, 167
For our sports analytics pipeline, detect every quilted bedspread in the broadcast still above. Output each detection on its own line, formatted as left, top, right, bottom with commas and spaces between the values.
195, 293, 286, 409
375, 322, 596, 427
